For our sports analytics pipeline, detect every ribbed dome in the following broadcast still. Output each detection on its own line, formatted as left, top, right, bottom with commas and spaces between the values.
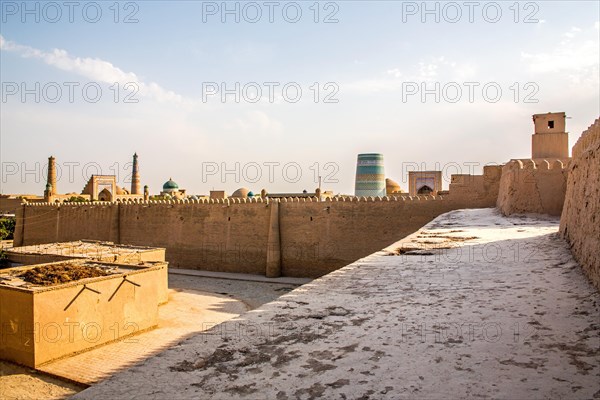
231, 187, 250, 198
385, 178, 402, 195
163, 178, 179, 190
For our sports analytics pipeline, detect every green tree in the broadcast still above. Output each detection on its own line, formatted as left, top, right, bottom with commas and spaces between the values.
0, 218, 16, 240
67, 196, 88, 202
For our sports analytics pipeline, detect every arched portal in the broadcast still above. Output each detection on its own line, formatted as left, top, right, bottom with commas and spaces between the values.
417, 185, 433, 195
98, 188, 113, 201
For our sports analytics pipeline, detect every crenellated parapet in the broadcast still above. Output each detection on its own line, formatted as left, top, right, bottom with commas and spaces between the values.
497, 157, 569, 216
572, 118, 600, 159
24, 194, 455, 209
445, 165, 503, 208
503, 158, 568, 171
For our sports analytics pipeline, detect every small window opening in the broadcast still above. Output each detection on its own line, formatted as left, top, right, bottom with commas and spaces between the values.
548, 120, 554, 129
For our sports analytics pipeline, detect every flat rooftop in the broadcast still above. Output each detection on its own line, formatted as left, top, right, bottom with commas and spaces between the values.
6, 240, 164, 262
74, 209, 600, 399
0, 259, 162, 292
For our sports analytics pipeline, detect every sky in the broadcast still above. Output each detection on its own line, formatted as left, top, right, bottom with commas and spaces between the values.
1, 0, 599, 196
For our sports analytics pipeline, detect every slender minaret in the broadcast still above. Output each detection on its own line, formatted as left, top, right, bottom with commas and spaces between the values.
44, 183, 52, 201
47, 156, 57, 195
131, 153, 141, 195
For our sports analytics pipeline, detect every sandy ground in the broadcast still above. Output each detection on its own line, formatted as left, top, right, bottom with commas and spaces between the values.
0, 361, 85, 400
1, 273, 299, 399
168, 273, 297, 309
73, 208, 600, 399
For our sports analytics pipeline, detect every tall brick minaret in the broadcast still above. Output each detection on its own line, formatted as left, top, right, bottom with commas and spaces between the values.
47, 156, 57, 195
131, 153, 141, 195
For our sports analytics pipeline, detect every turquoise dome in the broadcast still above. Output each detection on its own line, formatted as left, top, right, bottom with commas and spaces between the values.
163, 178, 179, 190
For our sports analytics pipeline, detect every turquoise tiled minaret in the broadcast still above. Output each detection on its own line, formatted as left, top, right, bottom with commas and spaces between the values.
355, 153, 386, 197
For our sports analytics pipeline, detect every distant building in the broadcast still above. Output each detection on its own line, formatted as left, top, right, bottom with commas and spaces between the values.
41, 154, 144, 203
0, 194, 44, 214
408, 171, 442, 196
204, 188, 333, 201
231, 187, 252, 198
385, 178, 404, 196
131, 153, 142, 195
210, 190, 227, 199
41, 155, 91, 203
160, 178, 186, 199
355, 153, 386, 197
81, 175, 121, 201
266, 189, 333, 200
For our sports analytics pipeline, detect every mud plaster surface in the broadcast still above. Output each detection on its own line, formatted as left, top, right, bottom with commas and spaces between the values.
75, 208, 600, 399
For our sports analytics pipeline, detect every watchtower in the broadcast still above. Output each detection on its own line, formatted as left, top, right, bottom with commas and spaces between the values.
532, 112, 568, 159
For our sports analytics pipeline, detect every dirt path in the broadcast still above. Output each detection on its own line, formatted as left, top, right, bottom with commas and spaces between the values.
1, 273, 298, 398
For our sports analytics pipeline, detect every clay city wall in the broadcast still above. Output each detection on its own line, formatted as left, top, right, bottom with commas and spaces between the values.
14, 200, 274, 275
448, 165, 503, 206
14, 203, 119, 246
560, 118, 600, 290
496, 158, 568, 216
278, 196, 470, 277
13, 169, 502, 278
0, 197, 24, 214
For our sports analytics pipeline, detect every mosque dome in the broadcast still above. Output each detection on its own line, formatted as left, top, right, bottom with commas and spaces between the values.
163, 178, 179, 191
247, 191, 254, 197
231, 187, 250, 198
385, 178, 403, 195
115, 186, 129, 195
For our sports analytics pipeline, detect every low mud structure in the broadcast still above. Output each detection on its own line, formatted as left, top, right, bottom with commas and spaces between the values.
0, 259, 168, 368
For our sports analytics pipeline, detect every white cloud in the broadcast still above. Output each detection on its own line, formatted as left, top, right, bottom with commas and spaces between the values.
520, 24, 599, 84
347, 56, 478, 93
344, 78, 401, 93
224, 110, 282, 136
386, 68, 402, 78
0, 35, 184, 104
564, 26, 582, 39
